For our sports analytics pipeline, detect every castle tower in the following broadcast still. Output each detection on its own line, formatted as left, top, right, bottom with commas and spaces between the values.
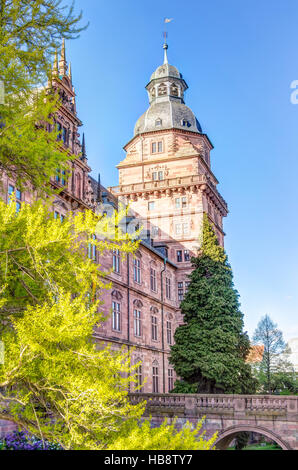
110, 43, 228, 287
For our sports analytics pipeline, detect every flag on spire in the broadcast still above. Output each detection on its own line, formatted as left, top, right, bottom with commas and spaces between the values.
164, 18, 173, 23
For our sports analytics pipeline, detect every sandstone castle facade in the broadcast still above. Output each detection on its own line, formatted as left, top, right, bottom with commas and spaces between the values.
1, 41, 228, 394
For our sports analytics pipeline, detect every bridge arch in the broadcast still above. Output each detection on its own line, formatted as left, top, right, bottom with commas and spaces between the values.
215, 424, 292, 450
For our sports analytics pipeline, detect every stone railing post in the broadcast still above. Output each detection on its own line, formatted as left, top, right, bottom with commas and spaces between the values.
184, 396, 197, 417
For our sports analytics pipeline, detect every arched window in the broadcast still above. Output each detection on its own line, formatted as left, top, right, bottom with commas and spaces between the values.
112, 300, 121, 332
155, 118, 162, 127
170, 83, 179, 96
158, 83, 167, 96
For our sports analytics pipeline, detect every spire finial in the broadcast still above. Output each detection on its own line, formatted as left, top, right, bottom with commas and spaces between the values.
59, 39, 67, 76
68, 62, 72, 83
163, 32, 168, 65
81, 133, 87, 159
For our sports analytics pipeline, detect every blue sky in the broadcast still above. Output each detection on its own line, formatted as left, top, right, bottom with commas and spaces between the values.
65, 0, 298, 341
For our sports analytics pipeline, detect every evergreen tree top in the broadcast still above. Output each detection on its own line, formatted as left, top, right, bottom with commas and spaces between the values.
199, 213, 227, 264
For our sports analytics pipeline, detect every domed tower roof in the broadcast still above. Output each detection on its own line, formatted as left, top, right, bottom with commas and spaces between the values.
134, 43, 202, 136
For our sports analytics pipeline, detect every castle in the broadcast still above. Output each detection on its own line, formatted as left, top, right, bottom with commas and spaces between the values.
1, 40, 228, 394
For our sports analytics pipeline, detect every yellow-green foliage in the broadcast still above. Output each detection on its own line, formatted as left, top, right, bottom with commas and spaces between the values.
0, 200, 145, 449
108, 418, 217, 450
0, 200, 218, 450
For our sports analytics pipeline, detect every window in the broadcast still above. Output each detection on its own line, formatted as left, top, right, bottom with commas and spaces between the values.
167, 321, 172, 345
184, 250, 190, 262
151, 226, 159, 238
155, 118, 162, 126
133, 258, 141, 283
182, 222, 189, 235
112, 301, 121, 331
57, 122, 62, 140
150, 268, 157, 292
158, 83, 167, 96
153, 366, 159, 393
170, 83, 179, 96
151, 316, 158, 341
178, 282, 184, 301
62, 127, 68, 145
112, 249, 121, 274
152, 172, 157, 181
134, 310, 142, 337
175, 197, 187, 210
166, 277, 171, 300
158, 171, 164, 180
168, 369, 174, 391
175, 224, 182, 236
151, 141, 163, 154
177, 251, 183, 263
61, 170, 66, 186
8, 185, 22, 212
185, 281, 191, 292
88, 234, 96, 260
148, 201, 155, 211
181, 119, 190, 127
136, 363, 143, 392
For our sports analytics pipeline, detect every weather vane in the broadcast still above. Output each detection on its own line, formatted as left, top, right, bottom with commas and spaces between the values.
163, 17, 173, 45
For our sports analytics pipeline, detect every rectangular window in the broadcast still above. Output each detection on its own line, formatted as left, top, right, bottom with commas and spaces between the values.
112, 301, 121, 331
184, 250, 190, 262
152, 172, 158, 181
134, 310, 142, 337
158, 171, 164, 180
167, 321, 172, 345
152, 142, 157, 153
175, 224, 182, 236
136, 363, 143, 392
133, 258, 141, 284
153, 366, 159, 393
185, 281, 191, 292
166, 277, 171, 300
182, 197, 187, 208
8, 185, 22, 211
168, 369, 174, 391
151, 316, 158, 341
57, 123, 62, 140
150, 268, 157, 292
112, 249, 121, 274
158, 141, 163, 153
175, 198, 180, 209
62, 127, 67, 145
178, 282, 184, 301
61, 170, 66, 186
182, 223, 189, 235
148, 201, 155, 211
177, 251, 182, 263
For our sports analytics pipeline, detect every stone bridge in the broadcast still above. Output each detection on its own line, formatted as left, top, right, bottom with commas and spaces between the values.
129, 393, 298, 450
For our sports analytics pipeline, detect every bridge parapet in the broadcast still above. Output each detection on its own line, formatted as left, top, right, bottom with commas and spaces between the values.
129, 393, 295, 417
129, 393, 298, 450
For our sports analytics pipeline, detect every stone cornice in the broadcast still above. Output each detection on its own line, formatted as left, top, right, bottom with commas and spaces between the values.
109, 174, 228, 216
123, 127, 214, 151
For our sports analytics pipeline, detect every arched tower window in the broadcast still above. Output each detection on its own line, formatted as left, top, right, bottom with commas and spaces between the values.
170, 83, 179, 96
158, 83, 167, 96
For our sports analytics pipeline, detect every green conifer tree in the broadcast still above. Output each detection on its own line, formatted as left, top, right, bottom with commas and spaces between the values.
170, 213, 257, 394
